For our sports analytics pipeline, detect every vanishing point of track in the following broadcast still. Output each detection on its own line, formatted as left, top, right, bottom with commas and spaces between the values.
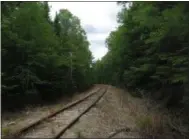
5, 87, 108, 139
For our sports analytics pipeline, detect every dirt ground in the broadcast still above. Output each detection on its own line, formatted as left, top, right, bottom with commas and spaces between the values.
2, 84, 187, 138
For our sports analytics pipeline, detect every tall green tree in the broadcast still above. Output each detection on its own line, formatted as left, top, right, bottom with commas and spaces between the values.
94, 2, 189, 106
2, 2, 93, 108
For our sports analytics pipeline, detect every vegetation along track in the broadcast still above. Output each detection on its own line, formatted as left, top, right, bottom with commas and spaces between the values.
5, 87, 107, 138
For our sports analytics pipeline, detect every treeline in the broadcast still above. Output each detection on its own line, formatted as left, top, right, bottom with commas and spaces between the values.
94, 2, 189, 107
2, 2, 93, 109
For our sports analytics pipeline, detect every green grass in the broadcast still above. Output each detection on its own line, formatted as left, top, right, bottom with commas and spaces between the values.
2, 127, 11, 136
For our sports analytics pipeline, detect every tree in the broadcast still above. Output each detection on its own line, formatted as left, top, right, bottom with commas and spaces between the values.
2, 2, 93, 109
94, 1, 189, 106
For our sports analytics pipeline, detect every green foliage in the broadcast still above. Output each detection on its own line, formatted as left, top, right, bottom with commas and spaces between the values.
94, 2, 189, 106
2, 2, 93, 107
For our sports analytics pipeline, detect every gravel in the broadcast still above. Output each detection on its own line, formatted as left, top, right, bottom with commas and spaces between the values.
21, 88, 102, 138
61, 85, 139, 138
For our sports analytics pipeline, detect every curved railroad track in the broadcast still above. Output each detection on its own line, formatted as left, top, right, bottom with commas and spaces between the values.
5, 87, 108, 139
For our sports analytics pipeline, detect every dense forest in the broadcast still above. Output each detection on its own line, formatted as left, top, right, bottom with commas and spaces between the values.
94, 2, 189, 108
2, 2, 189, 138
2, 2, 189, 112
2, 2, 94, 110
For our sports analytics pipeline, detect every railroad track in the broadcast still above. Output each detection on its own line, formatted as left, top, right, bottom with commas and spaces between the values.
5, 87, 108, 139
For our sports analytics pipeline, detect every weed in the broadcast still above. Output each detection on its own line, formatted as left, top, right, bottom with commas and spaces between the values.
51, 128, 55, 135
49, 109, 55, 114
128, 103, 138, 116
2, 127, 11, 136
75, 130, 84, 138
136, 113, 165, 135
56, 104, 63, 110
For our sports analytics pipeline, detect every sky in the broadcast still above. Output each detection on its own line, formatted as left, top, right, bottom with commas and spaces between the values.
48, 2, 121, 60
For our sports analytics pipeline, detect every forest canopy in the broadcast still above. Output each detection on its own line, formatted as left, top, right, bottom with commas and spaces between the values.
93, 2, 189, 107
2, 1, 189, 110
2, 2, 94, 108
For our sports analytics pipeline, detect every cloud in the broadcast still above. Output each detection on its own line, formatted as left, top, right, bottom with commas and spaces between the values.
88, 33, 108, 41
48, 2, 121, 60
83, 24, 96, 33
84, 24, 114, 34
90, 44, 108, 61
91, 39, 105, 46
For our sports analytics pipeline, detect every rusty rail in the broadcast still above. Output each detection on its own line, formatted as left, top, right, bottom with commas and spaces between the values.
53, 87, 108, 139
6, 88, 102, 138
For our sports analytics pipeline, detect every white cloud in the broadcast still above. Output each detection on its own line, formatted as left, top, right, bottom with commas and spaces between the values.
88, 33, 108, 42
90, 45, 108, 61
48, 2, 121, 60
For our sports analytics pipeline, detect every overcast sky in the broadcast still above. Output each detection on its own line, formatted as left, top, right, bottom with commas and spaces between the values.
48, 2, 121, 60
